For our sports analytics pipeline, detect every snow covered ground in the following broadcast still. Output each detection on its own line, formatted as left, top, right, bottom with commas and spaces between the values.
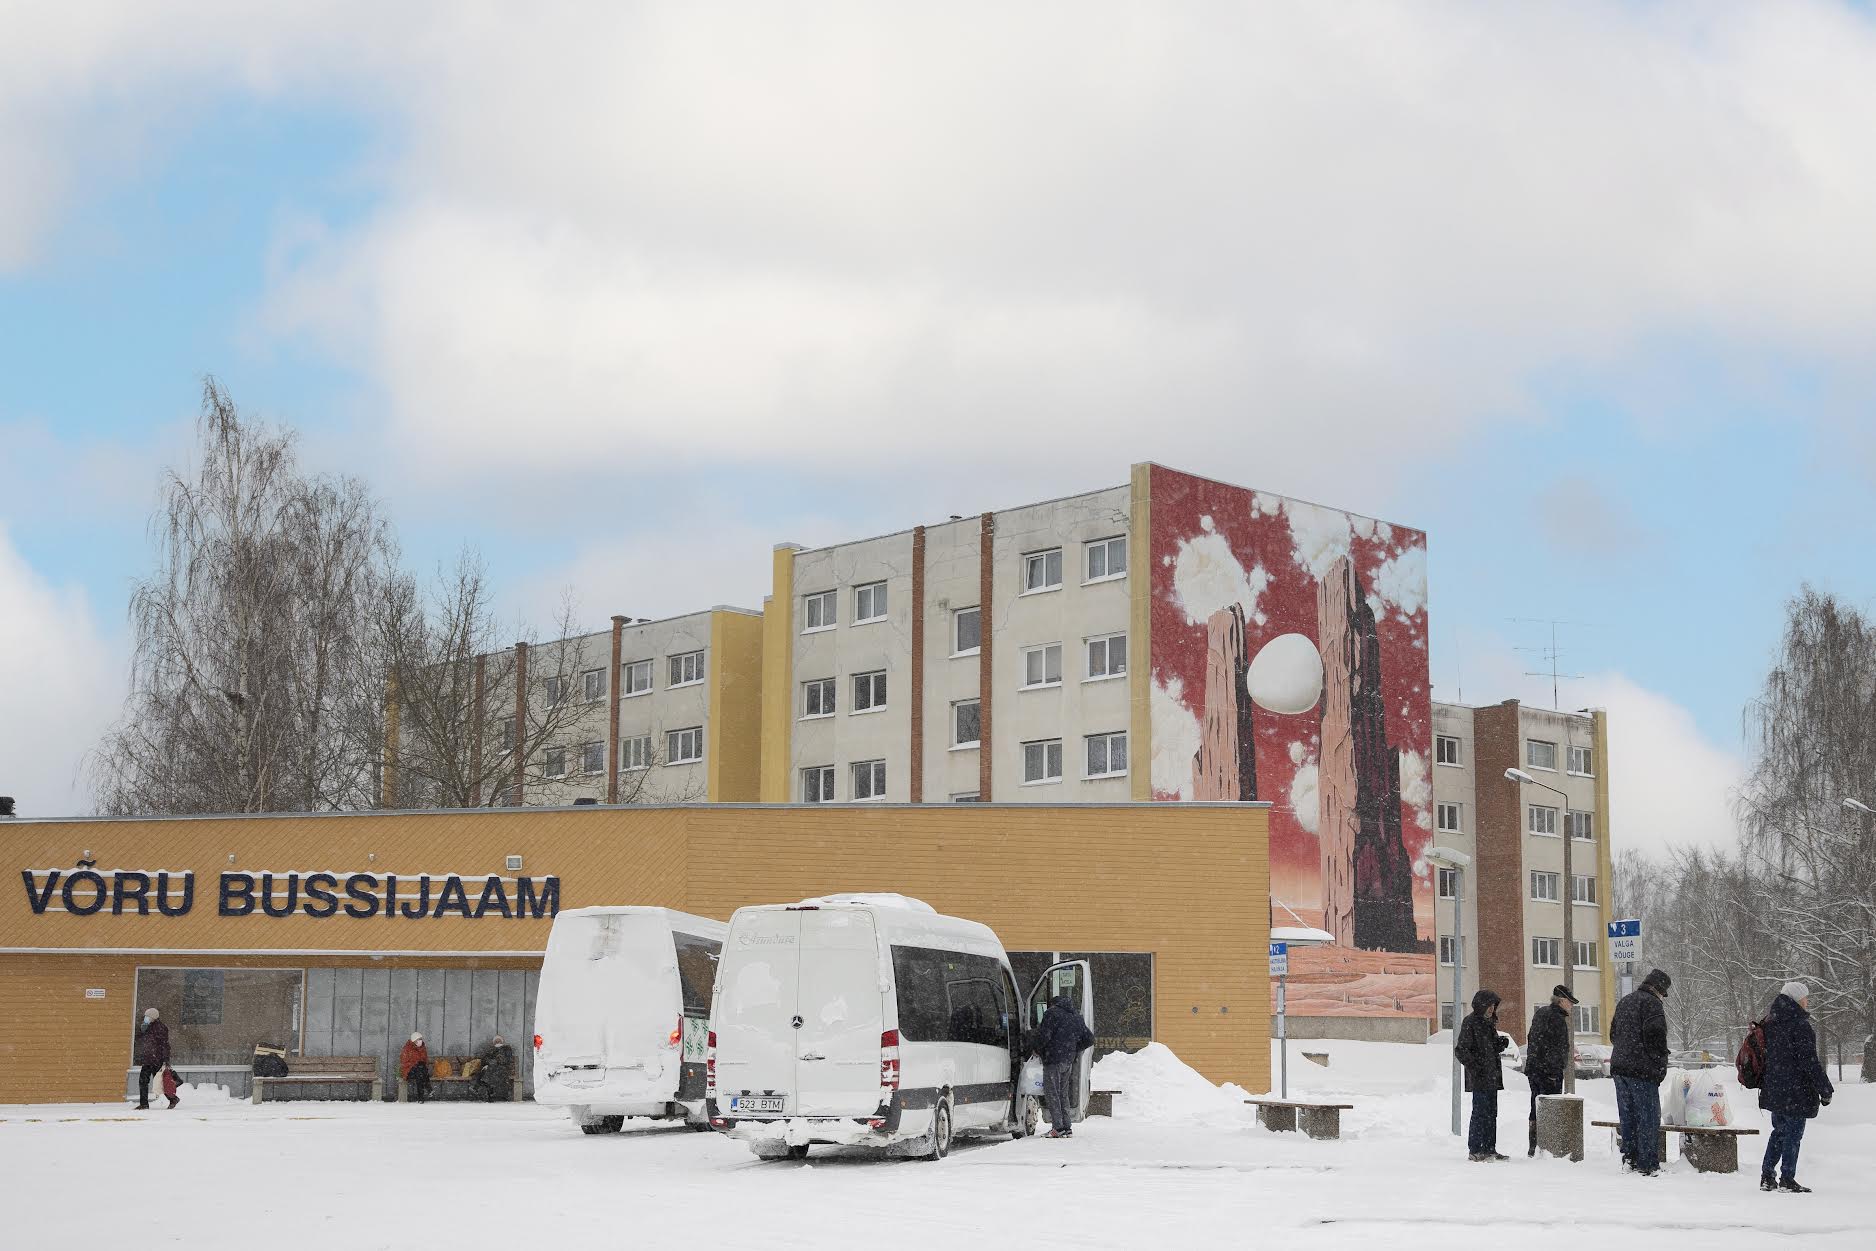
7, 1041, 1871, 1249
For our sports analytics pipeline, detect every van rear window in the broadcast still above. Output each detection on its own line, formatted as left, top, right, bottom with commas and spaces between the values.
890, 946, 1009, 1048
673, 932, 721, 1015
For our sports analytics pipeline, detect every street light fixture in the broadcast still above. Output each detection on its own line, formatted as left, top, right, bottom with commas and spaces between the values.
1506, 765, 1580, 1095
1428, 844, 1471, 1136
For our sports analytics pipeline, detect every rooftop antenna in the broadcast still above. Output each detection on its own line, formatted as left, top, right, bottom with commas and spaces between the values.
1508, 617, 1594, 710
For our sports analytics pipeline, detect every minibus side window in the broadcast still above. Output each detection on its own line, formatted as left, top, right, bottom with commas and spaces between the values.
673, 932, 721, 1016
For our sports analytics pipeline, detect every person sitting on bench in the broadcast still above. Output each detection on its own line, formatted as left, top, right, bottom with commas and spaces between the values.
400, 1032, 432, 1103
471, 1035, 516, 1102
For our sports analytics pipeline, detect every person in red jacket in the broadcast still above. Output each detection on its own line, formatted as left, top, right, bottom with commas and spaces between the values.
399, 1032, 432, 1103
134, 1007, 173, 1110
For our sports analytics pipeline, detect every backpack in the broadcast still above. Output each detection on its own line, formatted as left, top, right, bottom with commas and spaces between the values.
1735, 1019, 1769, 1090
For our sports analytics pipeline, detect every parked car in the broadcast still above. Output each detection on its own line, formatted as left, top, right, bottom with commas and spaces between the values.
1573, 1043, 1612, 1079
1669, 1048, 1726, 1070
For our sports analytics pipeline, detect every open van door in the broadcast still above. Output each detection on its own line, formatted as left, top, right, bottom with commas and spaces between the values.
1024, 960, 1094, 1124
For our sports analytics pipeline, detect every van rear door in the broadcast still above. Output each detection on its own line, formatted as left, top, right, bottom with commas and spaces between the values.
714, 910, 801, 1115
1025, 959, 1095, 1123
794, 908, 885, 1116
536, 911, 681, 1084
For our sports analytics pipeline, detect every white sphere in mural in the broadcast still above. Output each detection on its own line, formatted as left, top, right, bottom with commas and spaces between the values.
1246, 633, 1324, 715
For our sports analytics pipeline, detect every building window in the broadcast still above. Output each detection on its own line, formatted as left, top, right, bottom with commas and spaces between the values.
545, 675, 569, 708
1532, 937, 1561, 968
1436, 802, 1462, 834
621, 735, 651, 771
951, 792, 981, 803
1022, 643, 1063, 689
1085, 535, 1127, 582
852, 759, 886, 801
180, 970, 224, 1026
854, 581, 887, 623
622, 659, 653, 697
1574, 940, 1599, 970
1085, 731, 1127, 778
1526, 739, 1558, 771
544, 747, 568, 779
669, 650, 706, 687
667, 726, 703, 764
1574, 1004, 1601, 1034
500, 717, 517, 754
1440, 1002, 1456, 1031
1529, 804, 1559, 836
953, 699, 981, 748
1023, 548, 1063, 594
802, 677, 836, 718
1436, 734, 1460, 766
1023, 739, 1064, 785
953, 606, 981, 655
802, 765, 835, 803
803, 590, 836, 632
1439, 935, 1463, 967
1086, 632, 1127, 680
1531, 871, 1560, 902
580, 741, 605, 775
581, 668, 606, 703
1568, 744, 1593, 775
1572, 874, 1598, 905
852, 670, 887, 713
1568, 811, 1595, 841
1436, 867, 1458, 900
496, 784, 520, 807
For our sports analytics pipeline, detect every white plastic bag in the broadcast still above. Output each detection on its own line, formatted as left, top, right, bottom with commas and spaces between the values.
1019, 1055, 1045, 1097
1682, 1075, 1733, 1128
1660, 1069, 1691, 1126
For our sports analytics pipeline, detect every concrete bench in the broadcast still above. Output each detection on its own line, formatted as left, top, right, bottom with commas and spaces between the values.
252, 1055, 383, 1104
399, 1055, 523, 1103
1245, 1098, 1354, 1140
1087, 1089, 1121, 1118
1590, 1120, 1760, 1174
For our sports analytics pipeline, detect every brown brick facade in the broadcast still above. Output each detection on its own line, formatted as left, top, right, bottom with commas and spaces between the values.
977, 512, 995, 802
1473, 700, 1529, 1040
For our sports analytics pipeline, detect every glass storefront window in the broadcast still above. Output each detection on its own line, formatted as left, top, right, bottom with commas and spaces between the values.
134, 969, 304, 1071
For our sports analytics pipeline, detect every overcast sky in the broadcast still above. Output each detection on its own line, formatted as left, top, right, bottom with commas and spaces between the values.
4, 3, 1874, 853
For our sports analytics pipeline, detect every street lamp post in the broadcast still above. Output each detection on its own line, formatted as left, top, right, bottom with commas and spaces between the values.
1428, 845, 1471, 1137
1507, 766, 1576, 1095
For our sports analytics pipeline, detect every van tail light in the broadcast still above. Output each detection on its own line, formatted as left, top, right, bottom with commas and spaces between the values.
706, 1030, 717, 1099
669, 1017, 683, 1048
532, 1034, 543, 1052
880, 1028, 901, 1091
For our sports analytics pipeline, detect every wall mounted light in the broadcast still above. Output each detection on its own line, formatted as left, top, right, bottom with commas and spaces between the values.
506, 855, 524, 872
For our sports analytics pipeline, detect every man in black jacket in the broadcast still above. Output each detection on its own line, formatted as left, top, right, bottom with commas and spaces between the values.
134, 1007, 172, 1110
1524, 985, 1575, 1156
1030, 994, 1095, 1139
1609, 967, 1671, 1175
1757, 981, 1834, 1193
1454, 989, 1509, 1161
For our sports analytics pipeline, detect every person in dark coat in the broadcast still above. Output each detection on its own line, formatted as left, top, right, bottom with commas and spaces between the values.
1609, 967, 1671, 1175
399, 1031, 432, 1103
1453, 988, 1509, 1161
134, 1007, 173, 1110
1524, 985, 1576, 1156
1029, 994, 1095, 1139
1757, 982, 1834, 1193
471, 1035, 517, 1102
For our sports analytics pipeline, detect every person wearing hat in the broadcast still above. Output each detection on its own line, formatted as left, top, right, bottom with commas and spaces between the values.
133, 1006, 173, 1110
1758, 981, 1833, 1193
1609, 968, 1672, 1175
1454, 988, 1510, 1161
1524, 985, 1576, 1156
399, 1031, 433, 1103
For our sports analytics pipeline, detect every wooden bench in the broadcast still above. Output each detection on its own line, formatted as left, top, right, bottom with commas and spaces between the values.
252, 1055, 383, 1104
1590, 1120, 1760, 1174
1245, 1098, 1354, 1140
1087, 1089, 1121, 1118
398, 1055, 523, 1103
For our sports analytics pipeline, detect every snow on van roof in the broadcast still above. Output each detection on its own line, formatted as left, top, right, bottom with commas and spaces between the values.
796, 893, 935, 912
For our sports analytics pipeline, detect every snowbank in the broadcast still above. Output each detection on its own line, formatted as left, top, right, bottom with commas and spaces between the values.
1092, 1043, 1250, 1125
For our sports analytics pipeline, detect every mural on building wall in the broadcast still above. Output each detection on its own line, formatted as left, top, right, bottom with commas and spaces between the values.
1148, 466, 1434, 1020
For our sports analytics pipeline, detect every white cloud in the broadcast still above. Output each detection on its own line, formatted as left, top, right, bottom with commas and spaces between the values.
1171, 530, 1269, 627
0, 525, 121, 817
1149, 676, 1202, 800
1578, 673, 1744, 859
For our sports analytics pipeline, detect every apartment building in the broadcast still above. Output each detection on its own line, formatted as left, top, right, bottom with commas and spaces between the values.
1430, 700, 1619, 1044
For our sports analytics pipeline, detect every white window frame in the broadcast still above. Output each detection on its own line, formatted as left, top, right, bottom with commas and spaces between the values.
1574, 1004, 1601, 1035
544, 746, 568, 779
1532, 937, 1561, 968
1085, 632, 1127, 682
1572, 874, 1599, 905
1022, 738, 1064, 786
803, 590, 837, 633
1084, 731, 1127, 779
621, 734, 651, 771
1529, 804, 1559, 837
1436, 866, 1458, 900
1021, 643, 1063, 690
499, 718, 517, 755
851, 759, 886, 802
802, 677, 836, 719
1530, 871, 1560, 902
1526, 739, 1558, 771
854, 581, 887, 624
1436, 802, 1462, 834
1022, 548, 1064, 595
1568, 811, 1595, 842
1573, 940, 1600, 970
802, 765, 835, 804
952, 606, 981, 657
544, 675, 569, 708
621, 659, 653, 698
581, 668, 607, 704
1436, 734, 1461, 767
669, 650, 706, 688
1568, 744, 1593, 776
579, 740, 605, 775
952, 699, 981, 749
1084, 535, 1127, 584
666, 726, 703, 765
851, 670, 887, 714
1440, 1002, 1457, 1031
1439, 935, 1463, 967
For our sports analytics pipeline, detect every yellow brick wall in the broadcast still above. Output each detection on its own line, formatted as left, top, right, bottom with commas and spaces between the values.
707, 610, 765, 802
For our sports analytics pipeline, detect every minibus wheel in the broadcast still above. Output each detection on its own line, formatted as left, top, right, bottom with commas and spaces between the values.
786, 1144, 810, 1160
1013, 1095, 1039, 1139
579, 1115, 624, 1135
927, 1097, 953, 1160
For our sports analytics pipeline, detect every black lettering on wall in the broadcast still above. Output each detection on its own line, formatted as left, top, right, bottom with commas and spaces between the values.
431, 876, 472, 919
62, 870, 108, 917
472, 876, 512, 919
302, 872, 340, 919
111, 871, 153, 916
155, 872, 194, 916
398, 876, 431, 919
516, 876, 560, 920
343, 873, 380, 919
22, 871, 60, 915
219, 873, 257, 917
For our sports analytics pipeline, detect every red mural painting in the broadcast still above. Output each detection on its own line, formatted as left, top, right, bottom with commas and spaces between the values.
1147, 466, 1434, 1020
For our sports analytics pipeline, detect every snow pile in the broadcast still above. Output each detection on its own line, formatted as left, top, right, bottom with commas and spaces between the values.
1093, 1043, 1249, 1125
176, 1082, 236, 1104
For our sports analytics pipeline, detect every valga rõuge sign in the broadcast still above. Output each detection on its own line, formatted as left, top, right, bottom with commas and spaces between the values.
19, 868, 561, 920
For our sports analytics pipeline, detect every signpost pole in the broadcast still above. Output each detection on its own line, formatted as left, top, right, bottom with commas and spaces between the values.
1269, 941, 1290, 1098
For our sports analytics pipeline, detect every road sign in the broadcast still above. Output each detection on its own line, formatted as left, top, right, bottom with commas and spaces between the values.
1607, 918, 1641, 964
1269, 941, 1289, 977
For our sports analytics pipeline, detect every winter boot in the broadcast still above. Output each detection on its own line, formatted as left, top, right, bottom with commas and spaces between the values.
1778, 1178, 1811, 1194
1528, 1120, 1538, 1158
1760, 1174, 1778, 1192
167, 1095, 179, 1110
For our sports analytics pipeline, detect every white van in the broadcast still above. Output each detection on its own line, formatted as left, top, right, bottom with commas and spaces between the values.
706, 894, 1094, 1160
533, 906, 726, 1134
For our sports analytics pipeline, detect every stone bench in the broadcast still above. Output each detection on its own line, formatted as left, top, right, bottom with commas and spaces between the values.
252, 1055, 383, 1104
1590, 1120, 1760, 1174
1087, 1089, 1121, 1118
399, 1055, 524, 1102
1245, 1098, 1354, 1140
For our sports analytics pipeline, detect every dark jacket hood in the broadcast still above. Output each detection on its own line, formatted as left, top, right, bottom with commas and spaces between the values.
1470, 989, 1500, 1015
1641, 968, 1671, 996
1051, 994, 1077, 1012
1765, 993, 1807, 1026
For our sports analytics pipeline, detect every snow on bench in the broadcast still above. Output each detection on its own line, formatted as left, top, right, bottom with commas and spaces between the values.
1243, 1098, 1354, 1140
1589, 1120, 1760, 1174
251, 1056, 383, 1104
